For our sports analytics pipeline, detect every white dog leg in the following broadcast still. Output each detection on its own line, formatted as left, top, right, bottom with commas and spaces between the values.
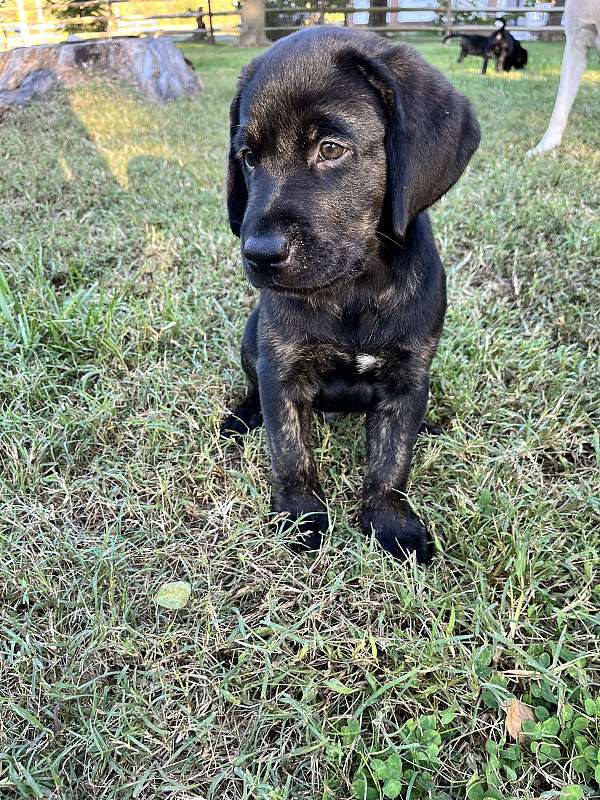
527, 30, 590, 156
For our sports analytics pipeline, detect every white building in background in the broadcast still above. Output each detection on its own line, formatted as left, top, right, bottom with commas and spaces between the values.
351, 0, 439, 26
352, 0, 553, 38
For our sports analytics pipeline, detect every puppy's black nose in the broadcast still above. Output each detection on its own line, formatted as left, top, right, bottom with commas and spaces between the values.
243, 235, 289, 269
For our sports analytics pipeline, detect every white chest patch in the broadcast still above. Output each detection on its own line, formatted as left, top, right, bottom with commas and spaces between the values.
355, 353, 379, 373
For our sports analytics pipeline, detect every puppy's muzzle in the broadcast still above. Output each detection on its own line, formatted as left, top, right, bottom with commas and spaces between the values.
242, 234, 290, 285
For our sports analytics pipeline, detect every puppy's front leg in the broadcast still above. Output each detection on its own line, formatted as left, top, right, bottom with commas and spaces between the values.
361, 377, 433, 564
258, 359, 328, 552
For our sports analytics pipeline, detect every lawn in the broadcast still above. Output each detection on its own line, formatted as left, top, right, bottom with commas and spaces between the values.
0, 37, 599, 800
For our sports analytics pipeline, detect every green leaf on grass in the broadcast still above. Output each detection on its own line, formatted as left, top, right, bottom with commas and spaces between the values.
352, 775, 378, 800
562, 704, 574, 722
386, 754, 402, 779
572, 756, 587, 774
341, 719, 361, 743
383, 778, 403, 799
572, 716, 589, 732
584, 698, 598, 716
478, 490, 493, 513
154, 580, 191, 610
560, 786, 584, 800
540, 716, 560, 736
371, 758, 389, 780
538, 742, 561, 761
584, 745, 598, 766
522, 719, 537, 735
466, 781, 485, 800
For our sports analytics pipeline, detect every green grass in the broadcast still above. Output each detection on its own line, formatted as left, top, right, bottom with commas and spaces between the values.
0, 39, 599, 800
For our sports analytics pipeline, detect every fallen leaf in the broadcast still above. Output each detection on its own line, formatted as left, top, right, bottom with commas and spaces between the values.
504, 697, 535, 741
154, 580, 191, 610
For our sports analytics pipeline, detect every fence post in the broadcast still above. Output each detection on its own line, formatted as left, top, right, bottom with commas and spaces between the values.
16, 0, 31, 46
207, 0, 215, 43
34, 0, 45, 30
444, 0, 451, 37
318, 0, 325, 25
107, 0, 121, 34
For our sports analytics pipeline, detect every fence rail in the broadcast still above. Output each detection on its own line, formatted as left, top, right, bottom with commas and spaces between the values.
0, 1, 565, 52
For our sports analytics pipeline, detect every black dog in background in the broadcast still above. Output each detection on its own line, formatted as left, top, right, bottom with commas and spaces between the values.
482, 21, 528, 73
443, 20, 506, 63
445, 19, 528, 73
221, 27, 480, 563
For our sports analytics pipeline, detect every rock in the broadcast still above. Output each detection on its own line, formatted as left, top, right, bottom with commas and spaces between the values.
0, 68, 58, 111
0, 36, 202, 116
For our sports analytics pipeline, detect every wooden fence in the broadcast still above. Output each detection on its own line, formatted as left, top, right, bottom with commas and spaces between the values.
0, 0, 564, 52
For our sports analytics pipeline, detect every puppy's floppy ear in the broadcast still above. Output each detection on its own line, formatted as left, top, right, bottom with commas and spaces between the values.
340, 45, 480, 239
227, 60, 262, 237
227, 88, 247, 238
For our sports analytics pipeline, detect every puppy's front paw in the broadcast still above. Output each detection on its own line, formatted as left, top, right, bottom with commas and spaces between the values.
220, 408, 263, 439
419, 419, 442, 437
361, 505, 433, 565
272, 493, 329, 553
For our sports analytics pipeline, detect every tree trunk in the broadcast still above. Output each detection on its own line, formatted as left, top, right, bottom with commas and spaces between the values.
239, 0, 269, 46
0, 37, 202, 118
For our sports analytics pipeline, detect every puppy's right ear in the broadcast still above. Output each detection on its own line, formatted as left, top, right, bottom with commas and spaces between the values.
227, 61, 262, 238
227, 89, 247, 238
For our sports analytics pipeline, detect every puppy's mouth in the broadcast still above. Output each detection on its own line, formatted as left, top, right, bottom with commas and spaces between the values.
243, 259, 365, 296
271, 282, 336, 297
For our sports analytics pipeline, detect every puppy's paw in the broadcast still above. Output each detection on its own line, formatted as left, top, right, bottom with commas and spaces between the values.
361, 505, 433, 565
272, 494, 329, 553
220, 408, 263, 439
419, 419, 442, 437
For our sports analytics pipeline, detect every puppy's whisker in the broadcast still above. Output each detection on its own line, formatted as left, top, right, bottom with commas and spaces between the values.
375, 231, 398, 247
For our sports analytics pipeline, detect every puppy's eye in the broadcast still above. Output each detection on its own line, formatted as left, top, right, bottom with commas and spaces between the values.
243, 150, 256, 169
319, 141, 346, 161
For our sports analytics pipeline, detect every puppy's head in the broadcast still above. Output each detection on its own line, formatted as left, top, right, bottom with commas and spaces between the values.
227, 29, 480, 294
513, 43, 528, 68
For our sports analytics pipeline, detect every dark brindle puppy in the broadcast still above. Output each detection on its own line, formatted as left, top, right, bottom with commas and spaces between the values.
482, 24, 528, 74
221, 27, 480, 563
443, 32, 491, 63
444, 21, 506, 64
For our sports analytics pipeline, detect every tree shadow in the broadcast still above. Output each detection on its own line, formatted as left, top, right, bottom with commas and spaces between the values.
1, 79, 210, 294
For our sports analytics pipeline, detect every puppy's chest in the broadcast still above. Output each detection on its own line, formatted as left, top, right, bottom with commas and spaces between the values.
314, 344, 388, 380
308, 314, 397, 378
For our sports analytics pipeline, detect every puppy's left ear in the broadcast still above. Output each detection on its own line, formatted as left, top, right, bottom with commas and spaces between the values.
342, 45, 480, 239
